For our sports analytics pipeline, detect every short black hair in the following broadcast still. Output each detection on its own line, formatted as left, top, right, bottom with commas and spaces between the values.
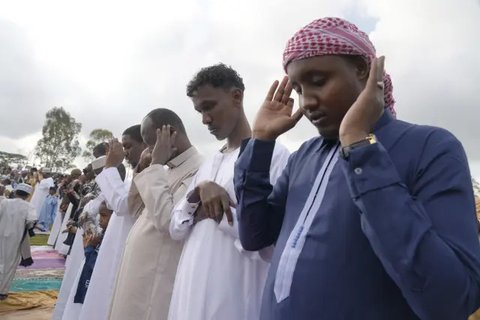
144, 108, 186, 135
122, 125, 143, 143
93, 142, 108, 157
186, 63, 245, 97
15, 190, 29, 198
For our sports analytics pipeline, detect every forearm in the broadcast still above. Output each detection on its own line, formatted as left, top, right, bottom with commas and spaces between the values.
95, 168, 129, 216
343, 142, 480, 319
235, 139, 282, 250
169, 198, 197, 240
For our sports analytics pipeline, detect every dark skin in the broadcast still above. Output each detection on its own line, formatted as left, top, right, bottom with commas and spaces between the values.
140, 116, 192, 166
93, 143, 108, 159
105, 134, 147, 170
83, 164, 95, 182
98, 203, 113, 230
83, 203, 112, 248
189, 84, 252, 225
253, 55, 386, 147
122, 134, 146, 168
136, 148, 152, 174
191, 85, 250, 149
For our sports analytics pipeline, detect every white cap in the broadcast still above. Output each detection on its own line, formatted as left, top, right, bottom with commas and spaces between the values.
16, 183, 33, 195
42, 168, 52, 173
91, 155, 107, 171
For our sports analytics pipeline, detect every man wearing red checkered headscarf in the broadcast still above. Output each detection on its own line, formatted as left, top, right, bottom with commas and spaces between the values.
283, 17, 395, 116
235, 17, 480, 320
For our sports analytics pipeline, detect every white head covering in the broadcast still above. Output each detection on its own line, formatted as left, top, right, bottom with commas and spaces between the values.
16, 183, 33, 195
91, 156, 106, 171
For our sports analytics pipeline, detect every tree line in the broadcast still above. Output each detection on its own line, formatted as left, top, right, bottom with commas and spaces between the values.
1, 107, 113, 172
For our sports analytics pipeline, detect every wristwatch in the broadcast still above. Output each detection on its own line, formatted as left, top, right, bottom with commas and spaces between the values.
340, 134, 377, 159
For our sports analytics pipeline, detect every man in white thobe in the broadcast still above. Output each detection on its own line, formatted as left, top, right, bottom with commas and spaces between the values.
29, 168, 55, 219
53, 169, 83, 254
60, 195, 104, 320
168, 64, 290, 320
0, 183, 36, 300
79, 125, 147, 320
108, 108, 202, 320
53, 166, 103, 320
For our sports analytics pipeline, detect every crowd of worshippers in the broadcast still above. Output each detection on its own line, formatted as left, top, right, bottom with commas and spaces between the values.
1, 16, 480, 320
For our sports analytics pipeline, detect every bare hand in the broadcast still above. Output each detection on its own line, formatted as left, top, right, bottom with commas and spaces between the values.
83, 232, 100, 248
193, 204, 209, 224
191, 181, 235, 225
339, 56, 385, 146
105, 138, 125, 168
253, 76, 303, 141
151, 125, 178, 165
64, 225, 77, 234
135, 148, 152, 173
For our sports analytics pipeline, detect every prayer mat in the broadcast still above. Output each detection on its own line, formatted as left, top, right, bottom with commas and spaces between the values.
0, 243, 65, 316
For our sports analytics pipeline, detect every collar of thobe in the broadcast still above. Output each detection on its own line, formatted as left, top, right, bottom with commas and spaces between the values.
166, 146, 198, 169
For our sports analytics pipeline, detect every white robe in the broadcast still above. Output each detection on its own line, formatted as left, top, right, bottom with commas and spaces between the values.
53, 197, 103, 320
30, 177, 55, 218
48, 205, 64, 246
53, 227, 84, 320
109, 147, 203, 320
55, 203, 74, 255
0, 198, 37, 294
168, 144, 290, 320
61, 244, 84, 320
79, 169, 134, 320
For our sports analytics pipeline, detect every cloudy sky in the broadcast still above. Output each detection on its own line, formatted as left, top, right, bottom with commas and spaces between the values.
0, 0, 479, 176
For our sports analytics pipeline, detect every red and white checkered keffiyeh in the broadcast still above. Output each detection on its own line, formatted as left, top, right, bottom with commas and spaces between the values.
283, 17, 396, 115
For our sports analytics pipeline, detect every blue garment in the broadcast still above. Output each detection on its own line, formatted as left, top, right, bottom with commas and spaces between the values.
74, 243, 100, 304
37, 195, 58, 231
234, 111, 480, 320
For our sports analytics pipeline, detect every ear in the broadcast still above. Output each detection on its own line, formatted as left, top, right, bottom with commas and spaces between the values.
345, 55, 369, 82
355, 57, 369, 81
231, 88, 244, 107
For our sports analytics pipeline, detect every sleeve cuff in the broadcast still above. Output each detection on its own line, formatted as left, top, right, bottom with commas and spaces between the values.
217, 207, 239, 239
341, 142, 402, 198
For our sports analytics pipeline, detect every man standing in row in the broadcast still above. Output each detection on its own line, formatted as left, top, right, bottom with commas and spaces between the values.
0, 183, 36, 300
30, 168, 55, 219
108, 108, 202, 320
169, 64, 290, 320
79, 125, 146, 320
234, 17, 480, 319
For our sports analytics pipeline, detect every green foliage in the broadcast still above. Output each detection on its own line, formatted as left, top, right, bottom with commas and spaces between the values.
82, 128, 113, 160
35, 107, 82, 171
0, 150, 27, 173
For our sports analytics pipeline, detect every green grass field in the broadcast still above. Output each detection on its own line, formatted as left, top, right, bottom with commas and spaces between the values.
30, 234, 49, 246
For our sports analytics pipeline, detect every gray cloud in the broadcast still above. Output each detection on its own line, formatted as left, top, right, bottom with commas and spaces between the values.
0, 0, 479, 176
0, 19, 49, 137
